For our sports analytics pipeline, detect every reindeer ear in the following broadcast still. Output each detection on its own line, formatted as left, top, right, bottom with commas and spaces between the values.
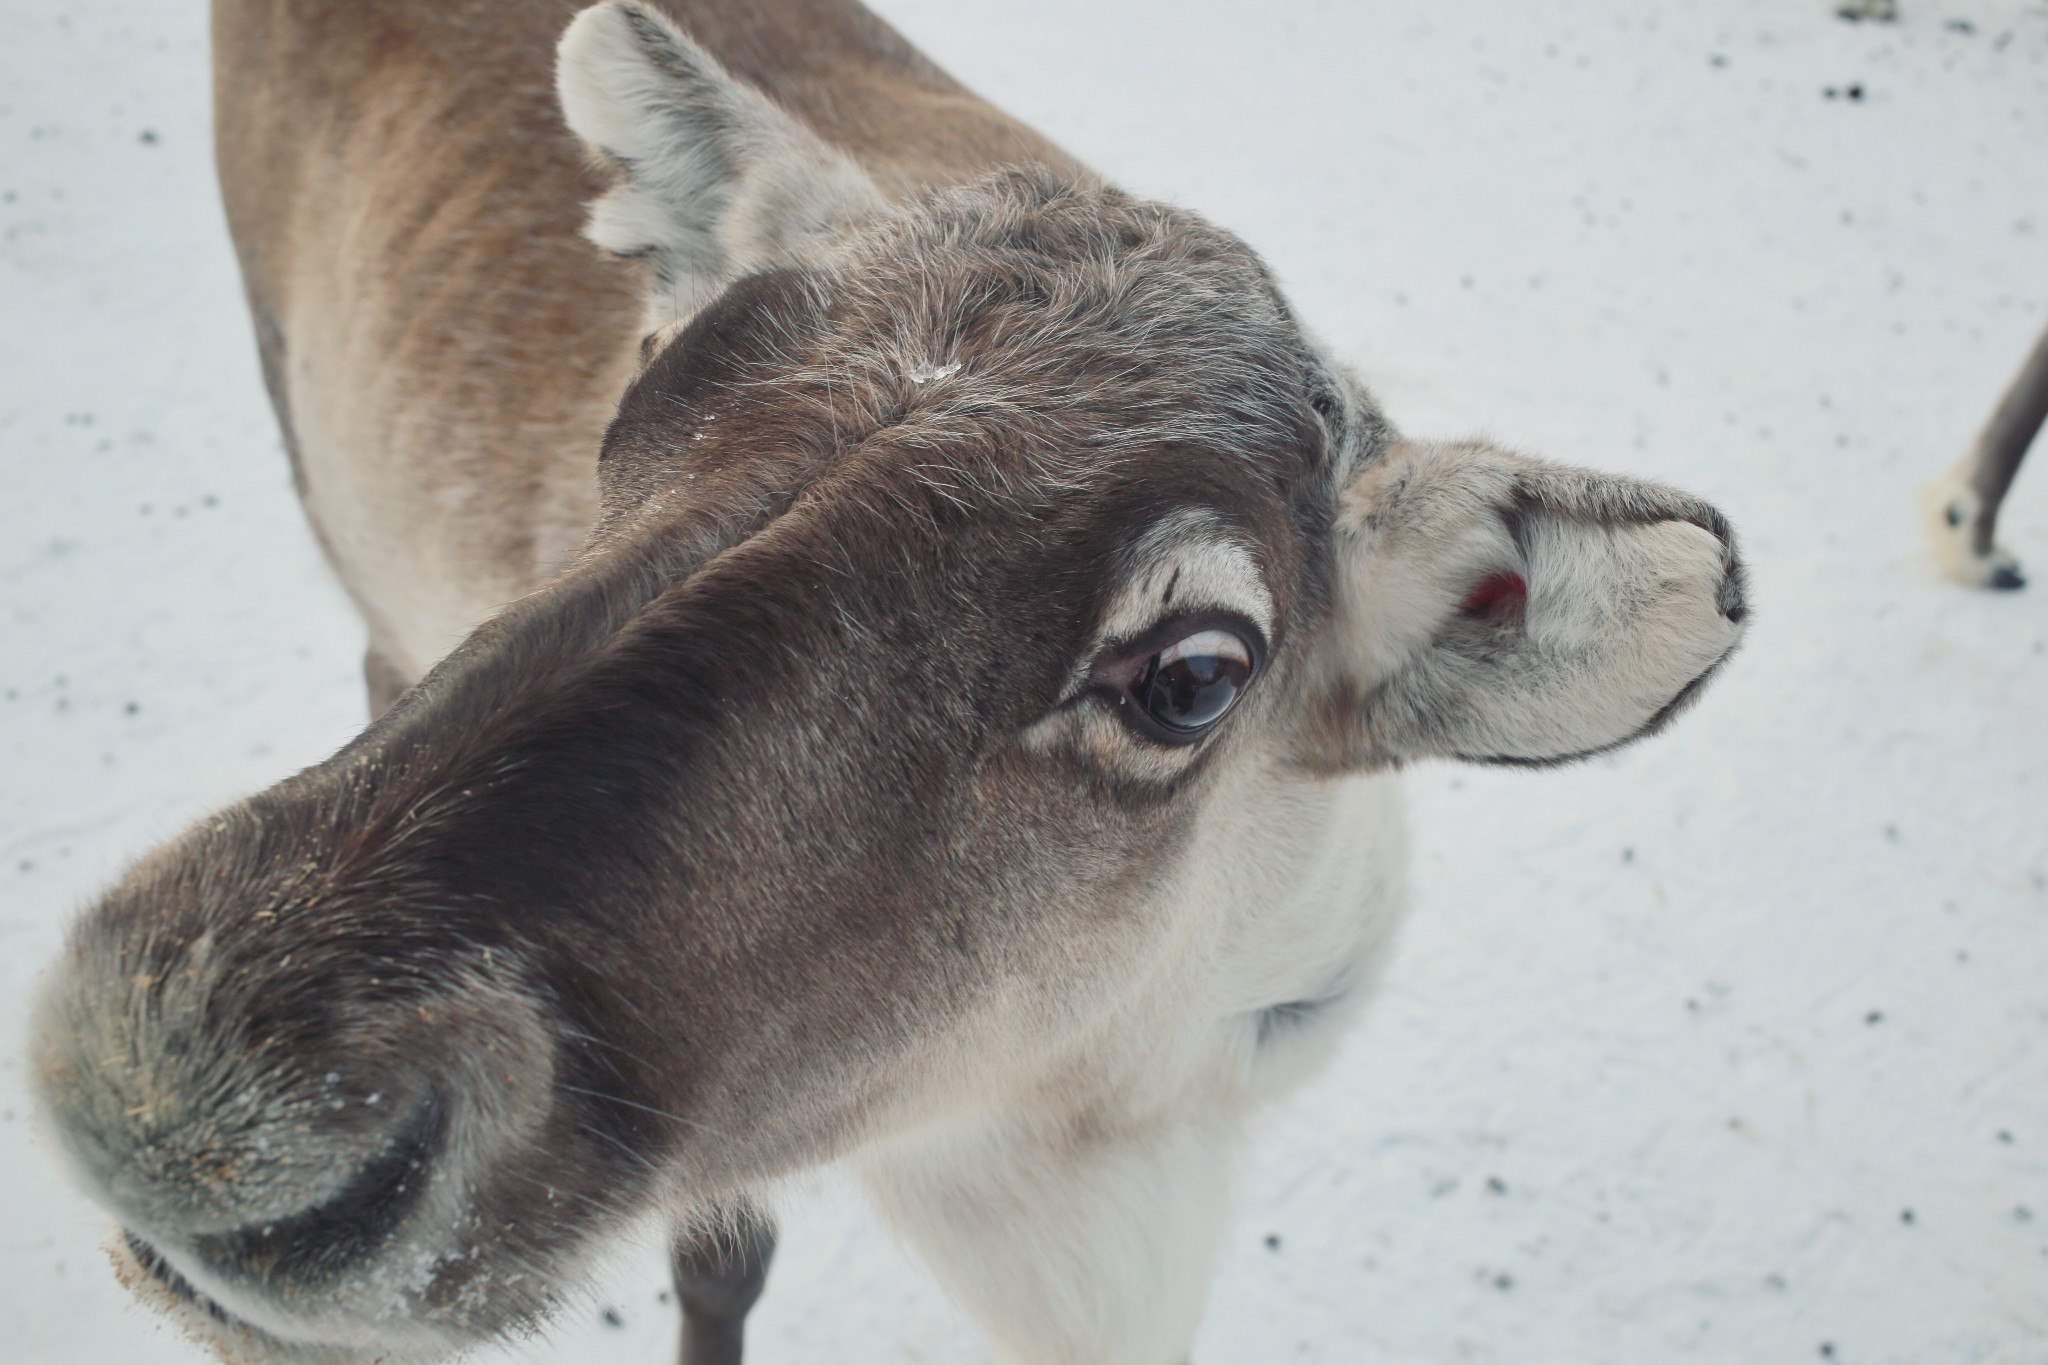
1312, 440, 1747, 769
555, 2, 882, 327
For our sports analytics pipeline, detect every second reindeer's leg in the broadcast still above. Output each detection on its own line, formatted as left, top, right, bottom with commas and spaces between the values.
862, 1107, 1237, 1365
671, 1204, 776, 1365
1926, 321, 2048, 589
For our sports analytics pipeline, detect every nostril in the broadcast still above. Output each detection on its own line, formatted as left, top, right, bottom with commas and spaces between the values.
190, 1092, 446, 1286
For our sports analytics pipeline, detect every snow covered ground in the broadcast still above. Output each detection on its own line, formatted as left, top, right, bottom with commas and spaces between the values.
3, 0, 2044, 1361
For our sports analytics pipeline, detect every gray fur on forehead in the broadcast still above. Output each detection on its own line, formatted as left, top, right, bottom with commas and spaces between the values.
600, 167, 1339, 556
784, 167, 1320, 464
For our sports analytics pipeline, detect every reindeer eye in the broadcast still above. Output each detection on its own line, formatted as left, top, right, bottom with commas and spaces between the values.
1103, 625, 1260, 745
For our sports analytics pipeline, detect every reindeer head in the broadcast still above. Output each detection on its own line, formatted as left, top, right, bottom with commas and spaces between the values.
32, 5, 1745, 1360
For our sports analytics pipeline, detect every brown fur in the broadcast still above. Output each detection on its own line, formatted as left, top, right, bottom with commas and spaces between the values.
213, 0, 1076, 681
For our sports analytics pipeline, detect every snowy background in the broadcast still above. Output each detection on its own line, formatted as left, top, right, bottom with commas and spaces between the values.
4, 0, 2045, 1361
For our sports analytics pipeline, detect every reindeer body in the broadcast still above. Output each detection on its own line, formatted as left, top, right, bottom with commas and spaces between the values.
216, 0, 1073, 689
35, 4, 1748, 1364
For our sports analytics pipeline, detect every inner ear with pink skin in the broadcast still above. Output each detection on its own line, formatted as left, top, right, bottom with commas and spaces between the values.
1315, 439, 1747, 770
1458, 571, 1528, 626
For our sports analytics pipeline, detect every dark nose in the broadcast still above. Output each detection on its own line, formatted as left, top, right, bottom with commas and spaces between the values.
152, 1093, 446, 1291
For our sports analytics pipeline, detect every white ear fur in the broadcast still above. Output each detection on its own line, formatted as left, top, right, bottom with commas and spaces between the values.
555, 2, 883, 328
1328, 440, 1746, 766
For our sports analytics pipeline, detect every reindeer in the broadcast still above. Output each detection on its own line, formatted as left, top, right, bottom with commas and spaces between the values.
30, 3, 1749, 1363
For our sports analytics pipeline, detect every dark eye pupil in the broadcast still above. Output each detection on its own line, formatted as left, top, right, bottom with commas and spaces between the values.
1134, 653, 1249, 733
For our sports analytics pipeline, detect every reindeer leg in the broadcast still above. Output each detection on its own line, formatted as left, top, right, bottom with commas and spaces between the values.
671, 1205, 775, 1365
1925, 322, 2048, 589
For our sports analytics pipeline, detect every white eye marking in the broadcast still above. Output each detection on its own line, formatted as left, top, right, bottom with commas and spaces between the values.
1158, 630, 1253, 671
1096, 523, 1275, 647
